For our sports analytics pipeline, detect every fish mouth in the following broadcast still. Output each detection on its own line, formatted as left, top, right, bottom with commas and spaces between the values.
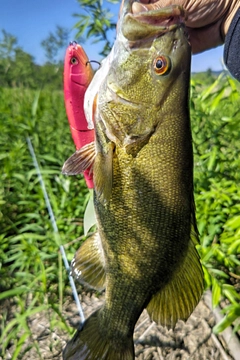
121, 1, 186, 41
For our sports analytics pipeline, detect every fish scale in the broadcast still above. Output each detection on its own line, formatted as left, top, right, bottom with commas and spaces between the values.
62, 1, 203, 359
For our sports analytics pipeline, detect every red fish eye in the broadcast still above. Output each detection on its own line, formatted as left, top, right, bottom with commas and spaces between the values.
153, 56, 170, 75
70, 57, 78, 65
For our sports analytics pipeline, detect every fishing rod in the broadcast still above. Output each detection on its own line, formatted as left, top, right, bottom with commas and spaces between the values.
26, 136, 85, 324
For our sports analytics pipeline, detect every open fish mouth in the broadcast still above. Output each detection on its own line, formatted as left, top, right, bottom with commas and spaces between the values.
121, 1, 186, 41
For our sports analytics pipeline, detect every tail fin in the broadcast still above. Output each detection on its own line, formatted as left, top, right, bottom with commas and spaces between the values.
63, 310, 134, 360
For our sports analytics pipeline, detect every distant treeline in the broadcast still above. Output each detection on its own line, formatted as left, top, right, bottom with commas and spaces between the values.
0, 29, 66, 90
0, 21, 220, 91
0, 56, 64, 90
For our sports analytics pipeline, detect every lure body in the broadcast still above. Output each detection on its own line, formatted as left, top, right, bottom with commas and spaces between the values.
63, 41, 94, 188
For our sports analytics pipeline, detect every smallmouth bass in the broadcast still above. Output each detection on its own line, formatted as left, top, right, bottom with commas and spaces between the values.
62, 1, 204, 359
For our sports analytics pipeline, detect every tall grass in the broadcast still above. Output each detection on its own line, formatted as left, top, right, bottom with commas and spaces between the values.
0, 87, 88, 358
192, 74, 240, 334
0, 73, 240, 357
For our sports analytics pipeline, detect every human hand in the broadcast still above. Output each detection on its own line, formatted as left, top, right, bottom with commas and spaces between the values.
131, 0, 239, 53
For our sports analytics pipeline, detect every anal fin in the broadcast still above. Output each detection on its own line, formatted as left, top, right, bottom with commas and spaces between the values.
70, 232, 106, 291
147, 237, 204, 329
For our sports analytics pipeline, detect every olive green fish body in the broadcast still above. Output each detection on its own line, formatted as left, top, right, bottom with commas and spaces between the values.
95, 24, 194, 315
63, 2, 203, 359
93, 125, 193, 331
94, 71, 193, 329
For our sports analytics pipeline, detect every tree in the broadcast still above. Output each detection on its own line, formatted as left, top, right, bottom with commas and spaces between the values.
0, 30, 18, 78
0, 29, 17, 59
41, 26, 70, 63
10, 48, 36, 87
74, 0, 118, 57
0, 29, 63, 89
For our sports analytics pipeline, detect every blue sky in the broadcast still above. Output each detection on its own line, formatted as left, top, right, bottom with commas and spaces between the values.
1, 0, 225, 72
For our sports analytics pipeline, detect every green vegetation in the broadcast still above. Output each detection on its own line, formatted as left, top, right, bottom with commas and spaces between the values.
191, 73, 240, 334
0, 0, 240, 357
0, 29, 68, 90
1, 73, 239, 359
0, 0, 118, 89
0, 86, 89, 358
73, 0, 118, 56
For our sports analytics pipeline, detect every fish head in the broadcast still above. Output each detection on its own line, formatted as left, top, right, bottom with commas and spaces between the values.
98, 1, 191, 146
64, 41, 94, 87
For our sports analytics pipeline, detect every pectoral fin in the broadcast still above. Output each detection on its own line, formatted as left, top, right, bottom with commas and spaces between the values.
93, 120, 115, 203
62, 142, 96, 175
146, 234, 204, 329
93, 142, 115, 203
70, 232, 106, 291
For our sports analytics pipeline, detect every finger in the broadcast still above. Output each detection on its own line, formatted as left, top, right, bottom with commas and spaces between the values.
133, 0, 227, 29
187, 21, 224, 54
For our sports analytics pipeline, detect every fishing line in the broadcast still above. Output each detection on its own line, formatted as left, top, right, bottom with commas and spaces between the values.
86, 60, 101, 68
26, 136, 85, 324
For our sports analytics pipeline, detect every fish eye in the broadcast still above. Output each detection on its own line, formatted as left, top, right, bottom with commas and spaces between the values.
70, 57, 78, 65
153, 56, 170, 75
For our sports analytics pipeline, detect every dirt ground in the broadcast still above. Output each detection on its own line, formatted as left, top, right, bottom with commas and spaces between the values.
2, 290, 239, 360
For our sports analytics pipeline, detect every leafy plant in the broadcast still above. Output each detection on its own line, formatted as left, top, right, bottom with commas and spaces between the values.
0, 1, 240, 355
73, 0, 119, 57
0, 87, 88, 357
192, 73, 240, 334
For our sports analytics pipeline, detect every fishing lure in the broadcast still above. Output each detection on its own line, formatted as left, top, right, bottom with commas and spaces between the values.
63, 41, 95, 188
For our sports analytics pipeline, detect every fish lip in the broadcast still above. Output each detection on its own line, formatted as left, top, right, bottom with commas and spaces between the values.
121, 3, 186, 41
131, 6, 186, 28
131, 4, 186, 24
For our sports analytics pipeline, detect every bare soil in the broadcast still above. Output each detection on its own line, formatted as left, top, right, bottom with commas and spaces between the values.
1, 290, 239, 360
